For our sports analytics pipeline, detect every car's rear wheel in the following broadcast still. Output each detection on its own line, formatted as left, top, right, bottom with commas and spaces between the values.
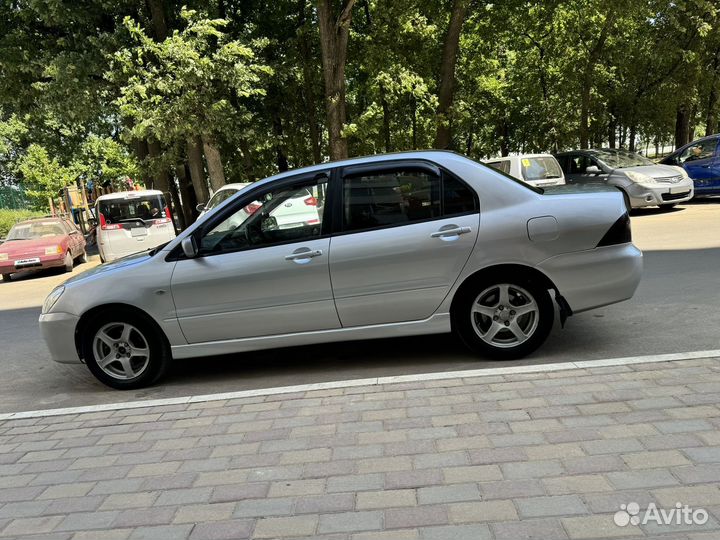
453, 276, 554, 360
1, 273, 10, 282
81, 309, 170, 389
64, 252, 74, 273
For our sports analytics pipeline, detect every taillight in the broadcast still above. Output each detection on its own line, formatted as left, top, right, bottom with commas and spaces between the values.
245, 202, 262, 214
99, 214, 121, 231
597, 213, 631, 247
304, 196, 318, 206
164, 207, 172, 219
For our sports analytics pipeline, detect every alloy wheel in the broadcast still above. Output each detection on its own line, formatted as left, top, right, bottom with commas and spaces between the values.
92, 322, 151, 380
470, 283, 540, 348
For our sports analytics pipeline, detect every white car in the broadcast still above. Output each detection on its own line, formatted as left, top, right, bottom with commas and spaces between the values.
484, 154, 566, 188
95, 190, 176, 262
197, 182, 321, 230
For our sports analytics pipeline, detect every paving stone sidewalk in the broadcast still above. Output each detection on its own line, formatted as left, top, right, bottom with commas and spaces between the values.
2, 358, 720, 540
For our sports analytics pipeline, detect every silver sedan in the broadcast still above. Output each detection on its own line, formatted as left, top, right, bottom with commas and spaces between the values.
40, 151, 642, 389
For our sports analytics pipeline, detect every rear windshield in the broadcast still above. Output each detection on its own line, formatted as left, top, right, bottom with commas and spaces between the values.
206, 189, 239, 211
7, 221, 65, 240
521, 157, 563, 181
98, 194, 166, 224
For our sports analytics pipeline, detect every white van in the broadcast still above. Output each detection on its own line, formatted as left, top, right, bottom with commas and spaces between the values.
484, 154, 566, 188
95, 190, 176, 262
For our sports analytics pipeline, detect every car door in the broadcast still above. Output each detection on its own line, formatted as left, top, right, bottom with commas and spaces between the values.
63, 219, 80, 256
678, 138, 720, 193
170, 173, 340, 344
328, 160, 479, 327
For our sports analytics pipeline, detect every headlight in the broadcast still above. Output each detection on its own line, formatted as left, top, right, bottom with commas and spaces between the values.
0, 253, 7, 261
45, 246, 63, 255
625, 171, 656, 186
42, 286, 65, 314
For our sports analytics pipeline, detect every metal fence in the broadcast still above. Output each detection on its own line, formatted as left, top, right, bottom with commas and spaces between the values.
0, 185, 28, 210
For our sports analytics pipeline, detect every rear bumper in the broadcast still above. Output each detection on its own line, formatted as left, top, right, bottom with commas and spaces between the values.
538, 244, 643, 314
39, 312, 82, 364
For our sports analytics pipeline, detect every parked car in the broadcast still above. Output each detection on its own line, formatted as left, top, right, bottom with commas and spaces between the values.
484, 154, 566, 188
659, 134, 720, 196
555, 148, 694, 210
0, 217, 86, 281
40, 151, 642, 389
197, 182, 320, 230
197, 182, 252, 218
95, 190, 176, 263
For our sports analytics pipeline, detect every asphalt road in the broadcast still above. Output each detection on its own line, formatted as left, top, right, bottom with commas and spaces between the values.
1, 201, 718, 413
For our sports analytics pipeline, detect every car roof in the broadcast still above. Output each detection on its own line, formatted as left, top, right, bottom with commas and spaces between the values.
484, 154, 556, 161
216, 182, 252, 192
95, 190, 164, 201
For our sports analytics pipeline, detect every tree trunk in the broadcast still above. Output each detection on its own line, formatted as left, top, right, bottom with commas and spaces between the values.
317, 0, 356, 160
434, 0, 468, 149
201, 136, 226, 192
238, 140, 256, 181
579, 12, 615, 149
297, 0, 322, 164
271, 107, 289, 172
707, 81, 718, 136
675, 102, 691, 148
411, 94, 417, 150
629, 124, 637, 152
176, 164, 197, 223
186, 136, 210, 205
146, 140, 170, 194
380, 83, 391, 152
146, 0, 168, 41
167, 176, 186, 230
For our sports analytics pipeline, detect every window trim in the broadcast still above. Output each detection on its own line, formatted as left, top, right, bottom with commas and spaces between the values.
334, 159, 478, 237
168, 170, 334, 261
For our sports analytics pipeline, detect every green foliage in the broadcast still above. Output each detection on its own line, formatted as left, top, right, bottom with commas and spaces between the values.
17, 145, 77, 210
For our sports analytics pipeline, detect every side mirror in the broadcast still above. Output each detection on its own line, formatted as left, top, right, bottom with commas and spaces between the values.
585, 165, 601, 175
196, 203, 206, 213
181, 235, 199, 259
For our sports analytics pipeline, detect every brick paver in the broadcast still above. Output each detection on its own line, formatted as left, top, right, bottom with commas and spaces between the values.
1, 358, 719, 538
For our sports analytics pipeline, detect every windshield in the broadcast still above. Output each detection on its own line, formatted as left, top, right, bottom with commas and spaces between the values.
7, 221, 66, 240
588, 149, 653, 169
98, 194, 166, 224
206, 189, 239, 211
521, 157, 563, 181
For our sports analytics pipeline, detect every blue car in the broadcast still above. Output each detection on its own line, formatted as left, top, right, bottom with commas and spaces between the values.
660, 134, 720, 195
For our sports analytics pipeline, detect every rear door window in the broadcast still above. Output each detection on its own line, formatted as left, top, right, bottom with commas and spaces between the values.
486, 161, 511, 174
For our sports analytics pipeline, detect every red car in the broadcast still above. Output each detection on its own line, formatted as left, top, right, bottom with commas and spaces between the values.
0, 217, 87, 281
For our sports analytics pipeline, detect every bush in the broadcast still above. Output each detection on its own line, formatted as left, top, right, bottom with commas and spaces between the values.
0, 208, 46, 239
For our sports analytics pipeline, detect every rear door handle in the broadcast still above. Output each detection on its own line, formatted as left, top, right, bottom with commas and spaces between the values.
285, 249, 323, 261
431, 226, 472, 238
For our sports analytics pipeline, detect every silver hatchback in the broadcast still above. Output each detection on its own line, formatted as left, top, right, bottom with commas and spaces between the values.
40, 151, 642, 388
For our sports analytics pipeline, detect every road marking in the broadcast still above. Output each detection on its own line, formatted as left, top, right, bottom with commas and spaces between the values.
1, 349, 719, 421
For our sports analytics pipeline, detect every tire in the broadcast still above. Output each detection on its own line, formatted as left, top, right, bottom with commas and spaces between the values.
77, 250, 87, 264
1, 273, 11, 282
80, 308, 171, 389
452, 274, 554, 360
64, 252, 74, 273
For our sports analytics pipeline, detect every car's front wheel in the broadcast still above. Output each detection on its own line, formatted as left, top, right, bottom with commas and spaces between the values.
81, 309, 170, 389
1, 273, 11, 282
453, 277, 554, 360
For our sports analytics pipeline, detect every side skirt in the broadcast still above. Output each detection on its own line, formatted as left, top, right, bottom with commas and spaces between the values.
171, 313, 451, 359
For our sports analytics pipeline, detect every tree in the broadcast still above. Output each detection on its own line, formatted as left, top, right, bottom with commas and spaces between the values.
317, 0, 356, 160
435, 0, 469, 149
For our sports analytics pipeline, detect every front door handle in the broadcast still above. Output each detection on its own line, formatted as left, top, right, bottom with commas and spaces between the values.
431, 226, 472, 238
285, 248, 323, 261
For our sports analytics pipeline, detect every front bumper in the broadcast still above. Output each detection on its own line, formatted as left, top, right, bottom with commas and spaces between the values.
0, 253, 66, 275
538, 243, 643, 314
627, 182, 694, 207
39, 312, 82, 364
